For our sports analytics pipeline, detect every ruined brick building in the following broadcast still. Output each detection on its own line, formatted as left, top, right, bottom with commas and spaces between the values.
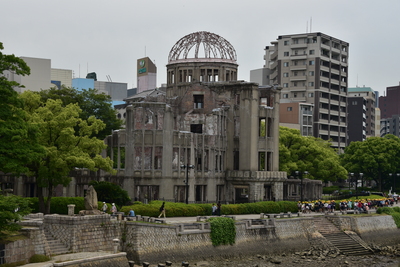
96, 31, 321, 203
1, 31, 322, 203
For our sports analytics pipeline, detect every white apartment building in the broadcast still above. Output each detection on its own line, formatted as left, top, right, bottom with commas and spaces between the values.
265, 32, 349, 150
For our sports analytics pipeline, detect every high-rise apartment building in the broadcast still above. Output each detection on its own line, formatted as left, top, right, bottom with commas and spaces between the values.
265, 32, 349, 149
348, 86, 378, 139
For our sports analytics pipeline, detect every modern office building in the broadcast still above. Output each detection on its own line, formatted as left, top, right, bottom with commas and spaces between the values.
264, 32, 349, 150
137, 57, 157, 94
347, 96, 366, 142
279, 102, 314, 136
379, 83, 400, 119
348, 86, 378, 139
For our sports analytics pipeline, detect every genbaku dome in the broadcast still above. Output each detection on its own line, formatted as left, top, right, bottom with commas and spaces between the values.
7, 31, 322, 203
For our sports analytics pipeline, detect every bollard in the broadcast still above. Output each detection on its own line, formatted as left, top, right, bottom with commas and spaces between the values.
128, 261, 135, 267
113, 238, 119, 253
142, 262, 150, 267
181, 261, 189, 267
67, 204, 76, 216
118, 213, 122, 221
165, 261, 172, 266
158, 264, 165, 267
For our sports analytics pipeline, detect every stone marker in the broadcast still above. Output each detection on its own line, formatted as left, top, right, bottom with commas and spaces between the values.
78, 185, 103, 215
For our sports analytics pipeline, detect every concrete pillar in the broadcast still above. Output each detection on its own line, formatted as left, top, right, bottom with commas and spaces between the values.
67, 204, 75, 216
113, 239, 119, 253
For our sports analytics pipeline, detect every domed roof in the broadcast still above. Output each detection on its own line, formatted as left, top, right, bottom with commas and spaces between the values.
168, 31, 237, 63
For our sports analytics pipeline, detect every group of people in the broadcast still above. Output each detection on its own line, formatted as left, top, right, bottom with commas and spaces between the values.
298, 198, 396, 213
211, 202, 222, 216
101, 202, 135, 217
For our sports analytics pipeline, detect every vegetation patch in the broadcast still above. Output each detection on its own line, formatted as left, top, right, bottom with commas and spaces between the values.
207, 217, 236, 246
29, 254, 51, 263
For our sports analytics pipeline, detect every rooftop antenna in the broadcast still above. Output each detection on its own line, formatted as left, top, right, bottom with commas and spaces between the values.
145, 46, 146, 57
310, 17, 312, 32
306, 21, 308, 33
87, 63, 88, 75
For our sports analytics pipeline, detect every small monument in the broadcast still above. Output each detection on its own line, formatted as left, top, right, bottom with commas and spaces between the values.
79, 185, 103, 215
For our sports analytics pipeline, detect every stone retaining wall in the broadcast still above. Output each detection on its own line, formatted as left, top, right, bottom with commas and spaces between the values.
44, 214, 121, 253
1, 238, 35, 265
327, 214, 400, 246
123, 217, 317, 264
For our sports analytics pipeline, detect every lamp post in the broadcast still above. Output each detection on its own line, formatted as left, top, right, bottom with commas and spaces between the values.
349, 173, 354, 195
396, 174, 400, 193
295, 171, 308, 202
358, 173, 363, 198
181, 164, 194, 204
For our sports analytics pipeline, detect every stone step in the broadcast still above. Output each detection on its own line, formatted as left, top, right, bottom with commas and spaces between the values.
313, 217, 373, 256
44, 230, 70, 255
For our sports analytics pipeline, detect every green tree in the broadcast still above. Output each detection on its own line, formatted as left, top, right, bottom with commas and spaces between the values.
38, 86, 123, 140
0, 42, 45, 174
21, 91, 115, 214
279, 126, 347, 183
89, 180, 131, 207
341, 135, 400, 191
0, 191, 32, 238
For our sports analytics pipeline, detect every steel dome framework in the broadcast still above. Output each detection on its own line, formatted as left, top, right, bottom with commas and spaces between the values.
168, 31, 237, 63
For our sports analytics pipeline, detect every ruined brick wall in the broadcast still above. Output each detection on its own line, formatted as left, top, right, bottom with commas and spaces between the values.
44, 215, 121, 253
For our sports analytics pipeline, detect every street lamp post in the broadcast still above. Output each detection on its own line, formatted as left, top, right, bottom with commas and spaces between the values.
181, 164, 194, 204
358, 173, 363, 198
350, 173, 354, 196
396, 174, 400, 193
295, 171, 308, 202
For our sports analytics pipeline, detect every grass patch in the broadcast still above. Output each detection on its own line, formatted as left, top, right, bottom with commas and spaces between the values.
29, 254, 51, 263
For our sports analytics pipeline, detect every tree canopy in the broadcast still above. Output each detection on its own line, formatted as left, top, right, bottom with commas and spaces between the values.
38, 86, 123, 140
341, 135, 400, 191
0, 42, 45, 174
279, 126, 347, 183
0, 191, 32, 238
21, 91, 115, 213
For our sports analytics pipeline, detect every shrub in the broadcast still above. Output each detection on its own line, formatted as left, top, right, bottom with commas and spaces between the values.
29, 254, 51, 263
207, 217, 236, 246
323, 186, 340, 194
393, 207, 400, 213
391, 212, 400, 228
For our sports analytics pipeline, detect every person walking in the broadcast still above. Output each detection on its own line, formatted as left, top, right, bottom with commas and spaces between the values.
212, 204, 217, 215
158, 202, 166, 218
111, 203, 117, 215
102, 202, 108, 213
217, 201, 221, 216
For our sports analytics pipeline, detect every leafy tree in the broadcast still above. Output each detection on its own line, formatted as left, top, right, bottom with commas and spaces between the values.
89, 180, 131, 207
0, 42, 45, 174
341, 135, 400, 191
0, 191, 32, 238
20, 91, 115, 214
38, 86, 123, 140
279, 126, 347, 183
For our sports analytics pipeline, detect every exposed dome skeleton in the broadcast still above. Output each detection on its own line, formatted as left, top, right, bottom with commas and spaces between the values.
168, 31, 237, 63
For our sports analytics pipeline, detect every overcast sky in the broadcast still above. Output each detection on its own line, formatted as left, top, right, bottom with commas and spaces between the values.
2, 0, 399, 96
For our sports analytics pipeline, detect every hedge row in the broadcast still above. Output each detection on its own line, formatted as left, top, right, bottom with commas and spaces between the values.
26, 198, 298, 217
120, 200, 298, 217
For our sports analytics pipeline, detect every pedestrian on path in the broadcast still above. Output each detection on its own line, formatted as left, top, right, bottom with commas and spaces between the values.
217, 201, 221, 216
102, 202, 108, 213
158, 202, 166, 218
212, 204, 217, 215
111, 203, 117, 215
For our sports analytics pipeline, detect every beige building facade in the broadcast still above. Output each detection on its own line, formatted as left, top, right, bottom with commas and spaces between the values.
266, 32, 349, 150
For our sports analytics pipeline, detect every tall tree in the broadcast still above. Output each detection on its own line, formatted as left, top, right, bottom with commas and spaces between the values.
341, 135, 400, 191
21, 91, 115, 214
279, 126, 347, 183
0, 42, 45, 174
38, 86, 123, 140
